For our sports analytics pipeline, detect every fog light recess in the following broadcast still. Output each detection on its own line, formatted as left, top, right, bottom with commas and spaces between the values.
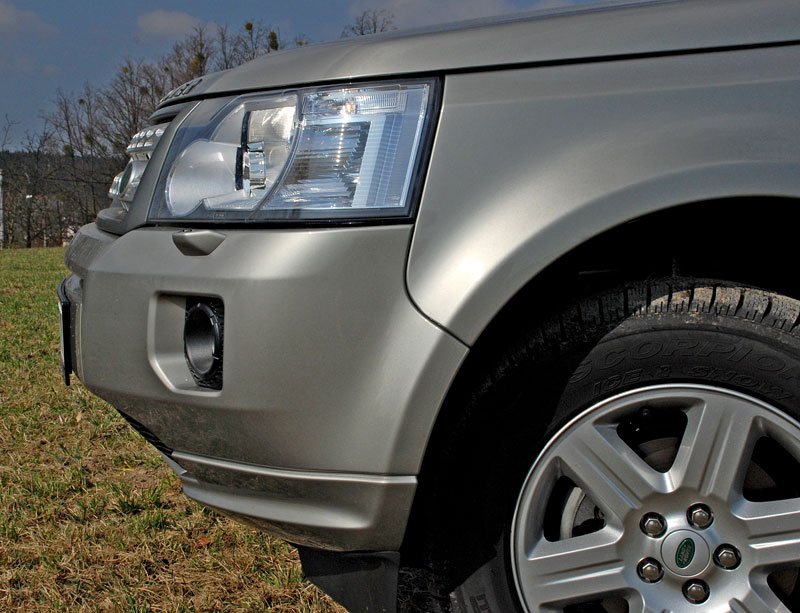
184, 298, 224, 389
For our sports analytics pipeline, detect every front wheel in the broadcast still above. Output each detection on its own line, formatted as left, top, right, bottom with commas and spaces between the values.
435, 279, 800, 612
512, 384, 800, 612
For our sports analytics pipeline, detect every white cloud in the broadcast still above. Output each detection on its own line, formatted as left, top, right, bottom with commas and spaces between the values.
0, 0, 56, 37
348, 0, 580, 29
136, 10, 201, 41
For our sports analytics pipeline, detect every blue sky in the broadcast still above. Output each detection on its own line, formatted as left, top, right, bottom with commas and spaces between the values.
1, 0, 592, 148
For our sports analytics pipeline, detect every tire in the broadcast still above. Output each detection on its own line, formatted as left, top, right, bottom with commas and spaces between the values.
411, 278, 800, 613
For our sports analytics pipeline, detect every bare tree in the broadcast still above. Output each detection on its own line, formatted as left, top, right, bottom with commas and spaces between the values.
160, 26, 215, 88
215, 24, 237, 70
215, 21, 284, 70
100, 60, 165, 156
0, 115, 18, 247
13, 126, 58, 247
341, 9, 396, 37
0, 115, 16, 151
51, 86, 118, 225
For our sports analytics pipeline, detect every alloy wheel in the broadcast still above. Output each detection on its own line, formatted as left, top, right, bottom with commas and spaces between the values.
511, 384, 800, 612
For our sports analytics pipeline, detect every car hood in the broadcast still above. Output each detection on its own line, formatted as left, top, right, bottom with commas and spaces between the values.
161, 0, 799, 105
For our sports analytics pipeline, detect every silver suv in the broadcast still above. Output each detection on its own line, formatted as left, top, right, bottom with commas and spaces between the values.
60, 1, 800, 610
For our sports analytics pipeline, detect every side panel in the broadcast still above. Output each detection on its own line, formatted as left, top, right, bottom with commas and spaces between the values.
408, 45, 800, 345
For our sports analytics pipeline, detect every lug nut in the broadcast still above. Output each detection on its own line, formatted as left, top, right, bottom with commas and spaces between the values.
640, 512, 667, 538
683, 580, 710, 604
687, 503, 713, 529
714, 544, 741, 570
637, 558, 664, 583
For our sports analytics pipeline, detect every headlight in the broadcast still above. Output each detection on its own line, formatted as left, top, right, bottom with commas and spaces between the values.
148, 79, 436, 223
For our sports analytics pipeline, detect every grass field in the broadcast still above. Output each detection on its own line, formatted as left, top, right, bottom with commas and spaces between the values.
0, 247, 342, 612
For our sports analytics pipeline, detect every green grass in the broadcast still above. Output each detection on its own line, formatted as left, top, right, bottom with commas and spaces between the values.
0, 247, 342, 612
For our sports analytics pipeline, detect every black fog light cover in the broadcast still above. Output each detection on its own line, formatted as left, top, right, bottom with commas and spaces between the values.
184, 298, 224, 389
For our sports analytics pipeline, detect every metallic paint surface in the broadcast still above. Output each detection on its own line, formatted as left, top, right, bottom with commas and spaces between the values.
407, 45, 800, 343
163, 0, 799, 105
64, 223, 467, 548
174, 451, 415, 551
65, 224, 466, 476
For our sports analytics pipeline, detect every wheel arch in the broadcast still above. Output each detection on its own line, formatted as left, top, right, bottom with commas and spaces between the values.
401, 191, 800, 567
407, 161, 800, 347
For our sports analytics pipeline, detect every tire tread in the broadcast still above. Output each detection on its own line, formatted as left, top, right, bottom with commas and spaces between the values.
580, 278, 800, 335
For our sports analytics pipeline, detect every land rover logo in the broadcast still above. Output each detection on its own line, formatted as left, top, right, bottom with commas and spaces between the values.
676, 538, 696, 568
661, 530, 711, 576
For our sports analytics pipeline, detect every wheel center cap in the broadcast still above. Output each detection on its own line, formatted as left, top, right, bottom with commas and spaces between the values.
661, 530, 710, 576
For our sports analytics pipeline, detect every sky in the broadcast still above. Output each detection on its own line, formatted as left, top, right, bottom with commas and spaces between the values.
0, 0, 595, 149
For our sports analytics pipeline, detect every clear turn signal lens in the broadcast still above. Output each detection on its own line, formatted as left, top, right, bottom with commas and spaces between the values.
108, 123, 169, 207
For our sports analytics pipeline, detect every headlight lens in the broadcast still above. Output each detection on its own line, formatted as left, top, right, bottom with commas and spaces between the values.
149, 79, 435, 223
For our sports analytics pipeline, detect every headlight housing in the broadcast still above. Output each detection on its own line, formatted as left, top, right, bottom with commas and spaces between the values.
149, 79, 437, 223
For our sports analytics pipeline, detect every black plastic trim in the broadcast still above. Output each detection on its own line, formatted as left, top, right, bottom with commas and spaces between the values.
296, 546, 400, 613
57, 279, 73, 386
184, 297, 224, 390
117, 410, 175, 457
151, 215, 415, 231
149, 100, 193, 124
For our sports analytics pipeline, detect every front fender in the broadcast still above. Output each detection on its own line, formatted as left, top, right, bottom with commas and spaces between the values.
408, 44, 800, 344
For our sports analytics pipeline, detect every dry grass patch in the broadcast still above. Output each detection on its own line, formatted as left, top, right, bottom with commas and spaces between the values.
0, 247, 343, 612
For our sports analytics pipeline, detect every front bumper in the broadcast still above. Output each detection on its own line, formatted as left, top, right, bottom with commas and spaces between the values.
64, 222, 467, 551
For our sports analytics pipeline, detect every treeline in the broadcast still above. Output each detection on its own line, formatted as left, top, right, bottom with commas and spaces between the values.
0, 10, 394, 248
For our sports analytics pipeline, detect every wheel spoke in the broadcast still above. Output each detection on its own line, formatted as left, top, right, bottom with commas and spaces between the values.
624, 592, 646, 613
517, 529, 628, 607
737, 498, 800, 568
730, 574, 790, 613
555, 423, 664, 521
671, 396, 759, 502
